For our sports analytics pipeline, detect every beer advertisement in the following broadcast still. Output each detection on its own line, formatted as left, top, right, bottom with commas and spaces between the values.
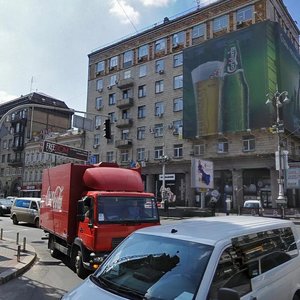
183, 20, 300, 138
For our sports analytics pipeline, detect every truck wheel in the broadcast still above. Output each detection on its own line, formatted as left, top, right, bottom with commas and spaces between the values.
293, 294, 300, 300
12, 215, 18, 225
35, 218, 40, 228
75, 249, 88, 279
49, 235, 59, 258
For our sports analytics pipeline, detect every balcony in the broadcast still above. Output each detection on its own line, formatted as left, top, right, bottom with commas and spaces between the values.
115, 139, 133, 148
115, 118, 133, 128
116, 97, 134, 109
117, 78, 134, 89
8, 159, 23, 167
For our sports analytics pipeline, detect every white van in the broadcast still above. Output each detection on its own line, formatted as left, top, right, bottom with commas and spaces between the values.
10, 197, 41, 227
62, 216, 300, 300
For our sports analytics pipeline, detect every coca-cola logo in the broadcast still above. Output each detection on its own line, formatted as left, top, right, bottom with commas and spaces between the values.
227, 46, 238, 73
44, 186, 64, 210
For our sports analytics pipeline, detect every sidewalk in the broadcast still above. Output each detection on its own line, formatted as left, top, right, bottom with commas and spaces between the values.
0, 237, 36, 285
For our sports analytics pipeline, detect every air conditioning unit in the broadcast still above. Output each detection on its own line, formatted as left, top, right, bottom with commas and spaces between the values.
95, 125, 100, 130
98, 88, 103, 92
93, 144, 99, 149
173, 43, 179, 49
107, 86, 112, 90
173, 129, 179, 135
158, 113, 163, 118
168, 124, 174, 129
96, 71, 101, 76
159, 70, 165, 74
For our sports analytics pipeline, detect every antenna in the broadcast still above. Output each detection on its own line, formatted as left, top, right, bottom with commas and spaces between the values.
30, 76, 34, 92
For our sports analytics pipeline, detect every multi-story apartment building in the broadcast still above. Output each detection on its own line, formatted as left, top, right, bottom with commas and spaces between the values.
22, 129, 86, 197
0, 92, 73, 197
86, 0, 300, 210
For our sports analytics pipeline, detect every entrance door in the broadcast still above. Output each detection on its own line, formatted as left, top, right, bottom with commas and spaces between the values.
260, 189, 272, 208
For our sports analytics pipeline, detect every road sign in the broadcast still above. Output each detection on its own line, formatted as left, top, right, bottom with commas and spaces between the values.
43, 140, 89, 161
159, 174, 175, 181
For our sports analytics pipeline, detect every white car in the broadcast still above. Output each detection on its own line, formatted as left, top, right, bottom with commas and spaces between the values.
243, 200, 262, 209
62, 216, 300, 300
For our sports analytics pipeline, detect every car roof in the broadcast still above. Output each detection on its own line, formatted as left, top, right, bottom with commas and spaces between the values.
14, 197, 41, 201
244, 200, 260, 202
136, 216, 294, 246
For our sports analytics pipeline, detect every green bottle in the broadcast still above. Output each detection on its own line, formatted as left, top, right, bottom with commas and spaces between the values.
221, 40, 249, 132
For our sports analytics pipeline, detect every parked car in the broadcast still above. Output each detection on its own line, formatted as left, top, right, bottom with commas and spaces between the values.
0, 198, 12, 216
10, 197, 41, 227
243, 199, 262, 209
62, 216, 300, 300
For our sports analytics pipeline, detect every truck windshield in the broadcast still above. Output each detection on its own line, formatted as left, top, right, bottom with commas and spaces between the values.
97, 197, 159, 223
91, 233, 213, 299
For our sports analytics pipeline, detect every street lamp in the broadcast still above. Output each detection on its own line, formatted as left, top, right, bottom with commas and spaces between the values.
159, 151, 170, 201
266, 89, 290, 205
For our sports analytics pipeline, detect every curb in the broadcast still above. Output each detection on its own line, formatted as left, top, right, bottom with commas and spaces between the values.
0, 243, 37, 285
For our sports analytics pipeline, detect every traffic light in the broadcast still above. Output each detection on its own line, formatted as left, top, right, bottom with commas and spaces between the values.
103, 119, 111, 139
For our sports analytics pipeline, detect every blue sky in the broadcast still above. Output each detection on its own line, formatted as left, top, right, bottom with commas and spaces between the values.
0, 0, 299, 112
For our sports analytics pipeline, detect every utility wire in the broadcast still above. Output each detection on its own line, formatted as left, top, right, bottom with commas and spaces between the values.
116, 0, 138, 33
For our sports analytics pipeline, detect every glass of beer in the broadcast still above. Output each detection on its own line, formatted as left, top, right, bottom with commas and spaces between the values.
191, 61, 224, 136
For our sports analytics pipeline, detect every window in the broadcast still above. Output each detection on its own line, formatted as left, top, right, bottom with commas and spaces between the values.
243, 135, 255, 152
172, 31, 185, 46
155, 80, 164, 93
173, 53, 183, 67
109, 93, 116, 105
154, 146, 164, 159
174, 75, 183, 89
120, 149, 129, 163
173, 120, 183, 135
121, 109, 129, 120
155, 59, 165, 73
106, 151, 114, 162
123, 50, 133, 68
1, 154, 5, 163
138, 85, 146, 98
217, 138, 228, 153
138, 106, 146, 119
138, 45, 148, 59
137, 127, 146, 140
109, 56, 118, 69
124, 70, 131, 79
96, 61, 105, 73
95, 116, 101, 129
155, 102, 164, 116
213, 15, 229, 32
110, 74, 117, 86
173, 97, 183, 112
94, 134, 100, 146
192, 23, 205, 39
121, 129, 129, 140
137, 148, 145, 161
95, 97, 103, 110
237, 5, 253, 23
154, 124, 164, 137
194, 144, 205, 156
174, 144, 183, 158
155, 38, 166, 52
139, 65, 147, 77
96, 79, 103, 91
108, 112, 116, 123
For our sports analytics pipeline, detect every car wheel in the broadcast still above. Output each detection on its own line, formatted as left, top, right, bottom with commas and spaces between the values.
75, 249, 88, 279
49, 235, 60, 258
12, 215, 18, 225
0, 209, 3, 216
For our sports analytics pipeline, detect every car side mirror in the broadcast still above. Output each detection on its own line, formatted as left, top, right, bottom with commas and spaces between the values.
218, 288, 240, 300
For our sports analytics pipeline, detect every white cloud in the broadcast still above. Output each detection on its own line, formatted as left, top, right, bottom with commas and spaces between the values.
0, 91, 17, 104
109, 0, 140, 25
139, 0, 173, 7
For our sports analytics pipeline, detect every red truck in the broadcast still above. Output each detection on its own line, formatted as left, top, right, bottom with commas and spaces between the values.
40, 162, 160, 278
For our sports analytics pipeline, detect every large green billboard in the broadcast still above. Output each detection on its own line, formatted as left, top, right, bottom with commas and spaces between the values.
183, 21, 300, 138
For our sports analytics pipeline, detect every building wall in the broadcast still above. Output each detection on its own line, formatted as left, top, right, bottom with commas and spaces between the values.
86, 0, 300, 208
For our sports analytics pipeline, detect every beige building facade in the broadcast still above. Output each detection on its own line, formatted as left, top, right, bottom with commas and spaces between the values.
86, 0, 300, 209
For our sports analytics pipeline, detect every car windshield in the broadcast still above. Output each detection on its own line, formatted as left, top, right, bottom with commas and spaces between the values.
244, 202, 259, 208
92, 232, 213, 299
97, 196, 159, 223
0, 199, 12, 206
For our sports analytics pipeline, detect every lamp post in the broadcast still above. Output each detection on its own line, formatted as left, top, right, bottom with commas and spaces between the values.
159, 153, 170, 201
266, 89, 289, 206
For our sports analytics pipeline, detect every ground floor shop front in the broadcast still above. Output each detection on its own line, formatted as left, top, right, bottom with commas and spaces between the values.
142, 156, 300, 210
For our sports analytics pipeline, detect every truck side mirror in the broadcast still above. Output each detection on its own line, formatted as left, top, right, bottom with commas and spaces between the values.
218, 288, 240, 300
77, 200, 85, 222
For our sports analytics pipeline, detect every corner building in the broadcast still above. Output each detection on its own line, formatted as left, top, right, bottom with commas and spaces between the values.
86, 0, 300, 210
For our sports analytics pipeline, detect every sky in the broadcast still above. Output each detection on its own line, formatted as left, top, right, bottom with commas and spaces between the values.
0, 0, 299, 112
